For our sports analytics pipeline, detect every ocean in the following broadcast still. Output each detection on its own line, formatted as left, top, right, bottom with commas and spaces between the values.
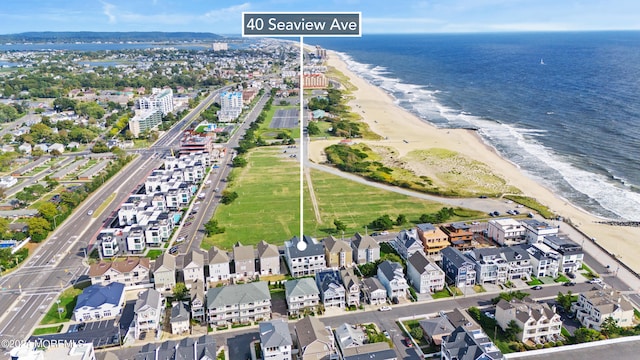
312, 32, 640, 222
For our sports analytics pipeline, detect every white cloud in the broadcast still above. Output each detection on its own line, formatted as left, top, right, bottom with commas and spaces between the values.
102, 1, 117, 24
203, 3, 251, 21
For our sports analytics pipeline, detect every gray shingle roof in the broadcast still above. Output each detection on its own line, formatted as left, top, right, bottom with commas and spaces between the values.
286, 235, 325, 258
208, 246, 229, 265
135, 288, 162, 312
260, 319, 293, 348
285, 277, 320, 298
295, 316, 332, 351
170, 301, 190, 323
324, 235, 351, 253
154, 251, 176, 272
377, 260, 403, 282
443, 326, 504, 360
441, 246, 473, 268
257, 240, 279, 258
351, 233, 378, 250
206, 282, 270, 309
233, 243, 255, 262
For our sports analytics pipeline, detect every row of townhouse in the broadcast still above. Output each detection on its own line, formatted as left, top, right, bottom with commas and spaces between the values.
440, 234, 584, 287
392, 223, 474, 262
99, 153, 210, 257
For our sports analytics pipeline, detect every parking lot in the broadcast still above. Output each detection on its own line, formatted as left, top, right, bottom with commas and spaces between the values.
269, 108, 299, 128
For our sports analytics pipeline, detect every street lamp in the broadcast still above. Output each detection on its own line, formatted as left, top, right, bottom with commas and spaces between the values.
53, 213, 63, 229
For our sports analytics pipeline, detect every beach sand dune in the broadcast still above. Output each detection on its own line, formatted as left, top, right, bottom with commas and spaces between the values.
311, 50, 640, 272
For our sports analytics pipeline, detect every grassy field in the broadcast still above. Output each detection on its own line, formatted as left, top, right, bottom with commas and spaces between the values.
40, 285, 86, 325
201, 146, 484, 251
33, 325, 63, 335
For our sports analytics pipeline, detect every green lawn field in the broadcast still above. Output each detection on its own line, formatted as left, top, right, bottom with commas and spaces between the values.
201, 146, 483, 250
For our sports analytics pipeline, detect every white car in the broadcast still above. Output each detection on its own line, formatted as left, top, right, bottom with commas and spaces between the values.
379, 306, 392, 312
87, 210, 94, 216
176, 236, 186, 243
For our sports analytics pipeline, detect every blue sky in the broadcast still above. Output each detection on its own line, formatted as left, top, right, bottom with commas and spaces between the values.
1, 0, 639, 35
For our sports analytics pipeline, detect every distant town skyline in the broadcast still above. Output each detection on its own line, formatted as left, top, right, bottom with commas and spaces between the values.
1, 0, 639, 35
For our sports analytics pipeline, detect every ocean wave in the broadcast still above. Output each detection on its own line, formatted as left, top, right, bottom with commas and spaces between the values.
334, 49, 640, 221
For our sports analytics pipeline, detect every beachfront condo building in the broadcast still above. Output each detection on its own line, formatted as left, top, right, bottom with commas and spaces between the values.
128, 109, 163, 137
137, 87, 174, 115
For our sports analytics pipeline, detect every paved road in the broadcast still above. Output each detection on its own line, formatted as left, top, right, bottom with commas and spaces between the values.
0, 87, 228, 349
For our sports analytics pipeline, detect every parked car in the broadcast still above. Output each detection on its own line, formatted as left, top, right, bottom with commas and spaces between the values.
176, 236, 186, 243
404, 337, 413, 347
379, 306, 392, 312
567, 272, 576, 279
531, 285, 543, 290
380, 231, 389, 235
383, 330, 390, 339
564, 281, 576, 287
87, 210, 94, 216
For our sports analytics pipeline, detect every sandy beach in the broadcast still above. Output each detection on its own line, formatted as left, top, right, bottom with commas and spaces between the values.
309, 50, 640, 273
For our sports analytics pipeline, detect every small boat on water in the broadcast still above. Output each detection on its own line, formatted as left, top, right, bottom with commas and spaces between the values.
540, 58, 545, 65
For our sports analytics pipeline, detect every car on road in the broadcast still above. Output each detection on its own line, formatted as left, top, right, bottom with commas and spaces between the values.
404, 337, 413, 347
531, 285, 543, 290
492, 211, 500, 216
176, 236, 186, 243
379, 231, 389, 235
479, 195, 488, 199
564, 281, 576, 287
184, 222, 192, 226
87, 210, 93, 216
382, 330, 390, 339
379, 306, 392, 312
169, 246, 179, 254
588, 278, 603, 284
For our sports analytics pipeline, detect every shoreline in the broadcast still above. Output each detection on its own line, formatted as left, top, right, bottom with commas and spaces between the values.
312, 49, 640, 273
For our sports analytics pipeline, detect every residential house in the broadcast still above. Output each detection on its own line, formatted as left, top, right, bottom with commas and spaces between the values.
9, 343, 96, 360
257, 240, 281, 276
542, 235, 584, 274
206, 282, 271, 326
189, 280, 206, 323
440, 246, 476, 288
285, 277, 320, 316
419, 316, 455, 346
342, 346, 396, 360
487, 218, 526, 246
324, 235, 352, 269
393, 229, 425, 260
134, 288, 164, 339
521, 219, 559, 244
501, 246, 532, 281
495, 298, 562, 344
334, 323, 366, 351
89, 257, 151, 288
207, 246, 230, 283
73, 282, 125, 322
572, 289, 635, 330
284, 235, 326, 277
128, 335, 217, 360
417, 223, 451, 258
350, 233, 380, 265
406, 252, 445, 294
233, 242, 256, 279
181, 249, 206, 287
440, 222, 474, 251
18, 143, 32, 154
100, 234, 119, 257
259, 319, 293, 360
523, 243, 560, 278
152, 252, 176, 292
340, 268, 361, 307
361, 277, 387, 305
170, 301, 191, 335
441, 326, 504, 360
467, 247, 507, 284
294, 316, 337, 360
48, 143, 65, 153
316, 269, 346, 309
377, 261, 408, 301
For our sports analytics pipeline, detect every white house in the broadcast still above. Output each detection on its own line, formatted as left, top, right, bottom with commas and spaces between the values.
170, 301, 191, 335
284, 235, 326, 277
285, 278, 321, 316
362, 277, 387, 305
496, 298, 562, 344
73, 282, 125, 322
181, 249, 206, 287
134, 288, 164, 339
0, 176, 17, 188
260, 319, 293, 360
207, 246, 230, 283
572, 289, 635, 330
377, 260, 408, 301
521, 219, 559, 244
488, 218, 526, 246
406, 251, 445, 294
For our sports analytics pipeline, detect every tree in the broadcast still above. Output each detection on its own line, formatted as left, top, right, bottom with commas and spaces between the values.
232, 156, 247, 168
0, 218, 9, 235
25, 217, 51, 243
91, 140, 109, 153
173, 282, 188, 301
369, 215, 394, 230
53, 97, 77, 112
307, 121, 321, 135
396, 214, 407, 226
333, 219, 347, 232
410, 326, 424, 340
204, 219, 225, 236
574, 327, 603, 343
556, 291, 573, 311
220, 191, 238, 205
38, 202, 59, 222
505, 320, 522, 341
600, 317, 620, 338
